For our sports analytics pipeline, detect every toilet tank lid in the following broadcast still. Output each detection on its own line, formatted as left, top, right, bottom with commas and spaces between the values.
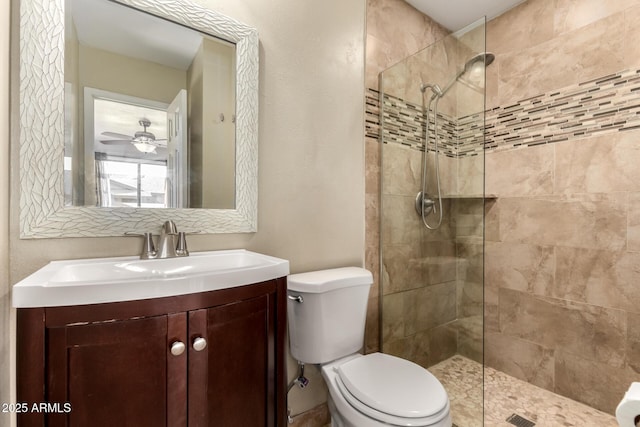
288, 267, 372, 293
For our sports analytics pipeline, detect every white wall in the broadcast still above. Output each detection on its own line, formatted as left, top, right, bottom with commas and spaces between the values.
6, 0, 366, 417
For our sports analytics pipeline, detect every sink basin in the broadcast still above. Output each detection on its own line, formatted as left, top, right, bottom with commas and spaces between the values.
13, 250, 290, 308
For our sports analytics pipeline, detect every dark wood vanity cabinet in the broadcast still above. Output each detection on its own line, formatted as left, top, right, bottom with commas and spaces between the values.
17, 278, 288, 427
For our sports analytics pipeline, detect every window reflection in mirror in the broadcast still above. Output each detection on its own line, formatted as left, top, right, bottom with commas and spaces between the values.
64, 0, 237, 209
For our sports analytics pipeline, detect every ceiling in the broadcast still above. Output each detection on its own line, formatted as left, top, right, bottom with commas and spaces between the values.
67, 0, 204, 70
404, 0, 526, 31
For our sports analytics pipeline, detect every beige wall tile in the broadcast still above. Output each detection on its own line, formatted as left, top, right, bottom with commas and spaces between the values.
629, 192, 640, 252
381, 194, 424, 246
367, 0, 448, 62
419, 198, 455, 243
426, 153, 457, 198
626, 311, 640, 374
454, 211, 483, 238
426, 324, 458, 366
456, 155, 484, 197
456, 315, 483, 363
554, 0, 634, 36
383, 27, 457, 110
381, 245, 423, 295
486, 0, 555, 55
484, 296, 500, 333
486, 145, 554, 197
381, 291, 405, 341
555, 133, 640, 194
484, 199, 500, 242
365, 138, 381, 196
384, 326, 457, 370
485, 55, 500, 110
498, 13, 625, 104
368, 0, 450, 105
484, 1, 640, 412
365, 193, 380, 293
407, 329, 432, 368
382, 144, 422, 196
405, 281, 457, 335
499, 289, 627, 369
485, 241, 555, 297
364, 296, 380, 354
422, 239, 456, 258
455, 238, 483, 284
485, 331, 555, 390
424, 256, 458, 286
451, 199, 484, 239
555, 351, 639, 414
383, 336, 414, 361
458, 280, 483, 319
624, 5, 640, 69
455, 82, 485, 119
555, 247, 640, 312
456, 247, 484, 290
496, 194, 627, 250
365, 141, 381, 320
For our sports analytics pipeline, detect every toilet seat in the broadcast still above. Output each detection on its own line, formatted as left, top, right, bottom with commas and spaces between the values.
334, 353, 450, 426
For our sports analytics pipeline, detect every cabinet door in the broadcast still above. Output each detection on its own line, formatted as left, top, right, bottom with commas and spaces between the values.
46, 313, 187, 427
189, 294, 275, 427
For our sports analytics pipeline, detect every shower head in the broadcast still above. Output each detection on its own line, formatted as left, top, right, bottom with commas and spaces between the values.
464, 52, 495, 72
421, 51, 495, 99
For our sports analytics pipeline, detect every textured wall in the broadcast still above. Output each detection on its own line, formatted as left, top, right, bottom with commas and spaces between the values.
484, 0, 640, 414
286, 1, 449, 424
8, 0, 366, 420
1, 1, 11, 426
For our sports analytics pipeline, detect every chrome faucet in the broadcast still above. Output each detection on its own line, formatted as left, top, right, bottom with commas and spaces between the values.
157, 220, 178, 258
131, 221, 189, 259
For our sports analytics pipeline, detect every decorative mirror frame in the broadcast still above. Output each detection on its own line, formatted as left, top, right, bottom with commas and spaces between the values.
19, 0, 259, 238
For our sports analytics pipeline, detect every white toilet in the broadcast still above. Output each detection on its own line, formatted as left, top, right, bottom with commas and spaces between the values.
287, 267, 452, 427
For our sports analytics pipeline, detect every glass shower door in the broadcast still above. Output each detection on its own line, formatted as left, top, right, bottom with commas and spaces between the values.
379, 17, 487, 427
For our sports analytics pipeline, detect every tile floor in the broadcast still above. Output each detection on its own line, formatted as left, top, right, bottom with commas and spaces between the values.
429, 355, 619, 427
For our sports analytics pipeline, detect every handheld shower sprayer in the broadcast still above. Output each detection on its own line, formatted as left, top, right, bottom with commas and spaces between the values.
417, 52, 494, 230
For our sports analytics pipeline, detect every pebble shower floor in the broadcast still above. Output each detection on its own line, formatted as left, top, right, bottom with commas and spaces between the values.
429, 356, 618, 427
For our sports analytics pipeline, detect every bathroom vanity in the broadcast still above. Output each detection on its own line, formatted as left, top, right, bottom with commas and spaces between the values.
14, 250, 289, 427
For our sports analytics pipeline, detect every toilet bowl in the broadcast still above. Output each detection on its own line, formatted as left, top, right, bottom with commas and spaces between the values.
322, 353, 451, 427
287, 267, 452, 427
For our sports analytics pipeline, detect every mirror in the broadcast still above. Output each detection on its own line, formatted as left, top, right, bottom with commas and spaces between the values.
19, 0, 259, 237
65, 0, 236, 209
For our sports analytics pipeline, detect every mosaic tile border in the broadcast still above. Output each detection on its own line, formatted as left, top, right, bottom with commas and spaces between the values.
366, 88, 459, 157
367, 67, 640, 157
478, 67, 640, 154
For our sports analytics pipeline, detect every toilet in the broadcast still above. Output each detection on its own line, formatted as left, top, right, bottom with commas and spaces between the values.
287, 267, 452, 427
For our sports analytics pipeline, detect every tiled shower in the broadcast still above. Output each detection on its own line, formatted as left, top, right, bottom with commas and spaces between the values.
374, 17, 487, 426
365, 0, 640, 425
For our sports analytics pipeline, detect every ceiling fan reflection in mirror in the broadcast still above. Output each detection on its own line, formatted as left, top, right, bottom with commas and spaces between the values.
100, 118, 167, 154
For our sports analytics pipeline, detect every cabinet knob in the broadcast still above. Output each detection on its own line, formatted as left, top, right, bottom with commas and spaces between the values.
171, 341, 186, 356
193, 337, 207, 352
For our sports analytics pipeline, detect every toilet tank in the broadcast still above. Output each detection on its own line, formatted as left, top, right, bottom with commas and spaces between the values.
287, 267, 372, 364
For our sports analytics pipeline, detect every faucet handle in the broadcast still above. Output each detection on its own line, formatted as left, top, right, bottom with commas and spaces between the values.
140, 232, 157, 259
176, 232, 189, 257
124, 232, 157, 259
